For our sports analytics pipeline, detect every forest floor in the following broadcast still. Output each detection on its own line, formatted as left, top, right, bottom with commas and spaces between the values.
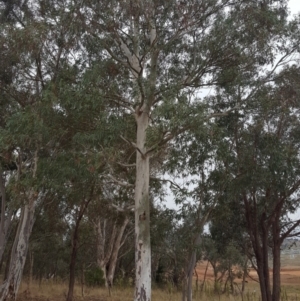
16, 254, 300, 301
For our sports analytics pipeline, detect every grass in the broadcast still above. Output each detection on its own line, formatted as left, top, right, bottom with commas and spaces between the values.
18, 280, 183, 301
16, 279, 300, 301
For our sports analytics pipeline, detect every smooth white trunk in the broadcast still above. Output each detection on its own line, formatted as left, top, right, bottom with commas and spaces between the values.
134, 111, 151, 301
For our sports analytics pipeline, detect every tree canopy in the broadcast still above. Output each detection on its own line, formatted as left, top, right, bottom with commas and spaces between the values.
0, 1, 300, 301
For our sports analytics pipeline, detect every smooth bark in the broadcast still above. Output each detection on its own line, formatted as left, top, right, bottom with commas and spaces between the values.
134, 110, 151, 301
95, 216, 129, 287
0, 198, 36, 301
96, 219, 117, 286
107, 217, 129, 286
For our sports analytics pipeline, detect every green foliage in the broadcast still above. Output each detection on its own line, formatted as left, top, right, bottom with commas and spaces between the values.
85, 267, 105, 287
1, 2, 300, 300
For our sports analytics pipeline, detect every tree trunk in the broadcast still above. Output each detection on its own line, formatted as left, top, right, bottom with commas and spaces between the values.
66, 195, 92, 301
261, 221, 272, 301
183, 222, 208, 301
0, 169, 13, 263
28, 249, 34, 291
254, 242, 272, 301
107, 217, 129, 287
183, 235, 201, 301
0, 200, 35, 301
241, 258, 248, 294
256, 262, 269, 301
200, 261, 209, 292
181, 279, 187, 301
66, 225, 78, 301
134, 110, 151, 301
272, 226, 281, 301
182, 250, 196, 301
95, 219, 117, 287
244, 196, 272, 301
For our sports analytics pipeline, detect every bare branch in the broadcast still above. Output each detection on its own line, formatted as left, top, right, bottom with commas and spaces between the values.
150, 177, 182, 190
106, 174, 134, 188
111, 203, 134, 212
120, 136, 145, 158
117, 162, 136, 168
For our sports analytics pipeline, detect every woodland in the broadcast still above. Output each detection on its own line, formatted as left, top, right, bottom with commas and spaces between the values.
1, 1, 300, 301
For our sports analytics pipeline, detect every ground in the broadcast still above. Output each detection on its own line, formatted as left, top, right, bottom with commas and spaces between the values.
196, 253, 300, 291
196, 261, 300, 285
16, 253, 300, 301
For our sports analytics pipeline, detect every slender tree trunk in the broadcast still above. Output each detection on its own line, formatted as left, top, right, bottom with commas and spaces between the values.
28, 249, 34, 291
96, 219, 107, 285
272, 228, 281, 301
107, 217, 129, 287
228, 267, 234, 294
66, 195, 93, 301
81, 263, 85, 298
211, 262, 218, 292
200, 261, 209, 292
244, 195, 271, 301
194, 268, 198, 294
95, 219, 117, 287
66, 221, 79, 301
0, 169, 13, 263
261, 218, 272, 301
134, 110, 151, 301
241, 258, 248, 294
0, 199, 36, 301
256, 262, 268, 301
182, 251, 196, 301
181, 279, 187, 301
255, 244, 272, 301
183, 215, 210, 301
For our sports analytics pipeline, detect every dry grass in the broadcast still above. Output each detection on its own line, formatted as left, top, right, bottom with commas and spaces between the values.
18, 280, 184, 301
16, 279, 300, 301
17, 257, 300, 301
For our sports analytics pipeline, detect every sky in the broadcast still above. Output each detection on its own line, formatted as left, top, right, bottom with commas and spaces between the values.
289, 0, 300, 16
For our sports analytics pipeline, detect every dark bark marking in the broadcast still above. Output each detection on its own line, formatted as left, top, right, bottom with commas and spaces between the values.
140, 285, 147, 301
139, 212, 146, 221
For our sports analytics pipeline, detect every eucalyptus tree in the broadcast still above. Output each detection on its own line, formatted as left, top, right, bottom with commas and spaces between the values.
35, 55, 127, 301
81, 1, 290, 300
87, 187, 133, 288
205, 196, 250, 294
0, 5, 47, 300
210, 62, 300, 301
27, 196, 70, 283
0, 0, 97, 299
